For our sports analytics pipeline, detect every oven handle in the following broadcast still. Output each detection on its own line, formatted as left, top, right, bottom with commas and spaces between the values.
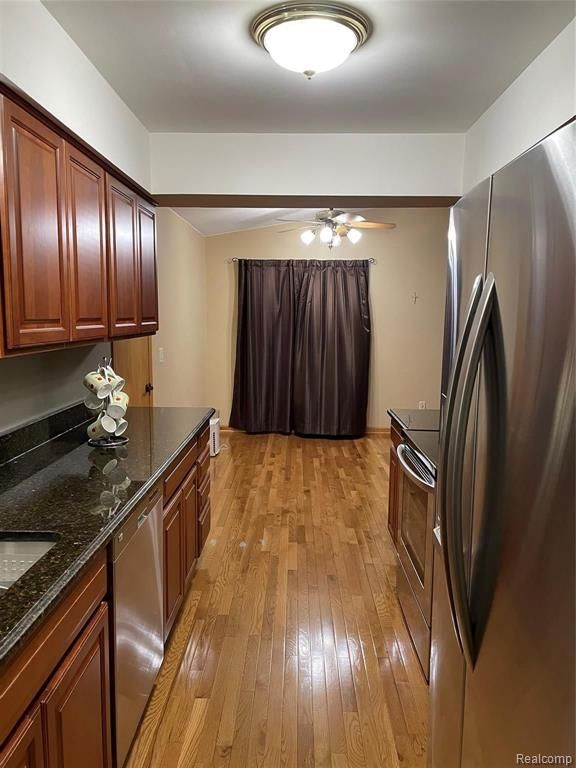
397, 444, 435, 492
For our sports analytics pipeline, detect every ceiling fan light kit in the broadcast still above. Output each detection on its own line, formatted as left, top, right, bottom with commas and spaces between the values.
251, 2, 371, 79
285, 209, 395, 249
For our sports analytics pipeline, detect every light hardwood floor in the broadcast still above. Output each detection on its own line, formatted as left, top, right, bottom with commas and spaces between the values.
127, 433, 428, 768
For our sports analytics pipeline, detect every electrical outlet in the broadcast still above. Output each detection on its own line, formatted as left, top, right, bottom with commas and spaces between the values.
418, 400, 426, 410
159, 347, 165, 363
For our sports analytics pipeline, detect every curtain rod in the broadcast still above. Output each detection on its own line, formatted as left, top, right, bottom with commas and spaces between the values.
227, 257, 377, 264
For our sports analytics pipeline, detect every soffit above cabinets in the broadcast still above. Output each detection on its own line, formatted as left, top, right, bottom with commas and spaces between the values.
43, 1, 574, 133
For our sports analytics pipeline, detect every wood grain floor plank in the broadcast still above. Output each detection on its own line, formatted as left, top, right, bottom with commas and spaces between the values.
127, 433, 428, 768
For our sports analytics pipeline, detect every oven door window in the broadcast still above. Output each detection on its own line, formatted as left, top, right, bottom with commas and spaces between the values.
400, 477, 428, 584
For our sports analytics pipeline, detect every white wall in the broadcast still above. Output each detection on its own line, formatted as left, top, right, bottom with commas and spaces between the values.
151, 209, 208, 408
463, 20, 576, 190
0, 1, 150, 188
150, 133, 465, 196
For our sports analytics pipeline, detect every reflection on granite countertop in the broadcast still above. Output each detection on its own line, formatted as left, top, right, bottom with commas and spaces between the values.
404, 429, 440, 471
0, 406, 214, 667
387, 407, 440, 432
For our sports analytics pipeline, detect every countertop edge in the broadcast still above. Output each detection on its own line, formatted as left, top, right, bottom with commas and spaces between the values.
0, 407, 215, 669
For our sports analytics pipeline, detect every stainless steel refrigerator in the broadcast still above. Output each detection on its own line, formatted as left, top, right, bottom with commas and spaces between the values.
430, 120, 575, 767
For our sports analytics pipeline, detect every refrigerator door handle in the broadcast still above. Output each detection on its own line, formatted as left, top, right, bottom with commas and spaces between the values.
439, 273, 484, 648
447, 272, 506, 668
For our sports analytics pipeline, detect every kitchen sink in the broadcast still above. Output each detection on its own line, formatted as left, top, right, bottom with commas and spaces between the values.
0, 533, 59, 594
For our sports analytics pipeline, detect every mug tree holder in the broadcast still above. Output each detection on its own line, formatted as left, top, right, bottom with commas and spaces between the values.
85, 356, 130, 448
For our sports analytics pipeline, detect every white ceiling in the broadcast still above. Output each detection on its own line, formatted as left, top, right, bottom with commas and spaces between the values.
44, 1, 574, 133
175, 207, 392, 235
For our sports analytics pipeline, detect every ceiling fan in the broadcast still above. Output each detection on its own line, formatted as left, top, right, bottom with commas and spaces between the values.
277, 209, 396, 249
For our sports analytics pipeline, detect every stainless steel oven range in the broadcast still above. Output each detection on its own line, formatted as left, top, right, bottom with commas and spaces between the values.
395, 439, 436, 680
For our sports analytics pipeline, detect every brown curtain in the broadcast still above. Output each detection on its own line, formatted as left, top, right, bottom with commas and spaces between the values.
230, 259, 371, 437
229, 260, 295, 433
292, 260, 371, 437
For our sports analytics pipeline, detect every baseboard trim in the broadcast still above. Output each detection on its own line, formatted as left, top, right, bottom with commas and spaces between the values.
221, 425, 391, 436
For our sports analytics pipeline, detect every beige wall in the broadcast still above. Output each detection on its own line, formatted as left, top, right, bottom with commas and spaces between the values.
205, 208, 448, 428
152, 209, 208, 407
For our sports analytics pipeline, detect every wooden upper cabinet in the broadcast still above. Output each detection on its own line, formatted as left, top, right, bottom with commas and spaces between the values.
0, 707, 44, 768
106, 174, 139, 337
0, 97, 69, 348
0, 95, 158, 351
137, 200, 158, 333
40, 603, 112, 768
65, 145, 108, 340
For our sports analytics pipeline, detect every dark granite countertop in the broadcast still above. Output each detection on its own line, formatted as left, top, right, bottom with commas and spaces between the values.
0, 406, 214, 667
388, 408, 440, 432
404, 429, 440, 471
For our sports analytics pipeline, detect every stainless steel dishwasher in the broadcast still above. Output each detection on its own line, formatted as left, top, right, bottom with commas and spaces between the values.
112, 486, 164, 768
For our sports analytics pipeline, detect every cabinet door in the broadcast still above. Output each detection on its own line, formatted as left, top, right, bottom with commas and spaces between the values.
163, 492, 184, 640
106, 175, 139, 337
388, 447, 399, 543
0, 707, 44, 768
199, 500, 211, 555
182, 466, 198, 585
137, 200, 158, 333
65, 145, 107, 341
0, 98, 69, 348
40, 603, 112, 768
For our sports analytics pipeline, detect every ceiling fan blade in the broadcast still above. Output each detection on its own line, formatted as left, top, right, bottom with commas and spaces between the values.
334, 213, 366, 224
275, 218, 319, 224
351, 222, 396, 229
276, 225, 313, 233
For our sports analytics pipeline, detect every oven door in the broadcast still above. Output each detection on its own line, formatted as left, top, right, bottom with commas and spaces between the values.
396, 443, 436, 623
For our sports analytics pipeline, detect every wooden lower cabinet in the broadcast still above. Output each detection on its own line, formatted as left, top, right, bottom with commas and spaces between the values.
0, 600, 111, 768
163, 493, 185, 640
199, 500, 211, 554
161, 429, 211, 641
40, 603, 112, 768
0, 708, 44, 768
182, 466, 198, 586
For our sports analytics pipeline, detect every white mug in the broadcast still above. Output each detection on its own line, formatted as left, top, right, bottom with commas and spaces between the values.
115, 418, 128, 437
105, 365, 125, 393
87, 413, 117, 440
84, 370, 113, 400
107, 390, 129, 419
84, 392, 104, 411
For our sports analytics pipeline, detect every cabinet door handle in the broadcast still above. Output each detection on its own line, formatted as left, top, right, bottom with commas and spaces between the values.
145, 383, 154, 393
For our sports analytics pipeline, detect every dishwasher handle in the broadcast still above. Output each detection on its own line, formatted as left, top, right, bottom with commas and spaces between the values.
113, 485, 163, 561
137, 507, 153, 528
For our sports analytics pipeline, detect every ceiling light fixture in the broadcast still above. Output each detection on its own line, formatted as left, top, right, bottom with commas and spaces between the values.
300, 229, 316, 245
347, 228, 362, 244
251, 2, 371, 79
